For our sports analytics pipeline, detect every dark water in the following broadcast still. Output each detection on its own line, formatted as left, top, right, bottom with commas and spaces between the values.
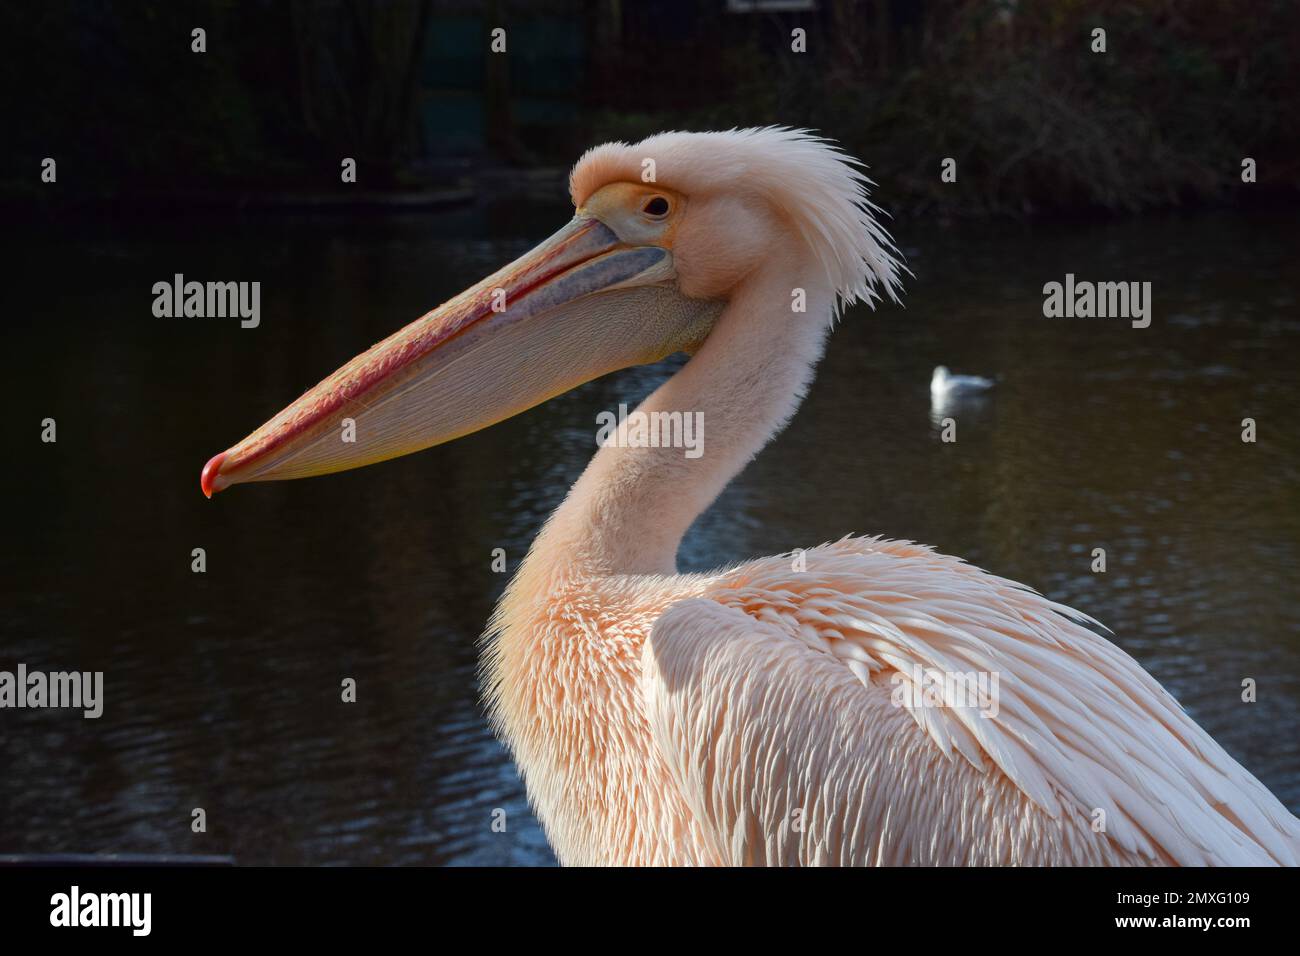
2, 203, 1297, 865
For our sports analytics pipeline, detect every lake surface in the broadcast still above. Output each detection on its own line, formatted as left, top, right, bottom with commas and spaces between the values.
2, 202, 1297, 865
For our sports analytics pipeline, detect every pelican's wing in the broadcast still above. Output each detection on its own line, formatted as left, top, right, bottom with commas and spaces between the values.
642, 536, 1300, 866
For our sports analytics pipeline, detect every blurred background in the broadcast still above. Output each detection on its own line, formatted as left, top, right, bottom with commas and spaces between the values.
5, 0, 1298, 213
1, 1, 1297, 865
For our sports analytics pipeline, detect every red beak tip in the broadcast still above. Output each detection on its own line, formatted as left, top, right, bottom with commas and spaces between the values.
201, 452, 228, 499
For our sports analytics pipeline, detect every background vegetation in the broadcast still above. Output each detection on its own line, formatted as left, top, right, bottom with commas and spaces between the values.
4, 0, 1296, 215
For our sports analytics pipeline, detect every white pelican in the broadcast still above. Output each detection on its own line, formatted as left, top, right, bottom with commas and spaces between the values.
201, 128, 1299, 866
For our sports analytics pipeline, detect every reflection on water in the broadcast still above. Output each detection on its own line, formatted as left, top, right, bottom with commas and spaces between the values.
1, 205, 1297, 864
929, 391, 994, 431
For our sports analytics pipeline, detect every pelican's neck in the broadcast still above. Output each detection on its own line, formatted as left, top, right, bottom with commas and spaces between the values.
539, 256, 834, 577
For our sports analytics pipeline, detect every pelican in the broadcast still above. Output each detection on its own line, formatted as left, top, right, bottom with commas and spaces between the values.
201, 128, 1299, 866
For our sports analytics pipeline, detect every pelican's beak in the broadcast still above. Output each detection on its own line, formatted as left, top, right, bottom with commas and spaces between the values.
201, 215, 718, 496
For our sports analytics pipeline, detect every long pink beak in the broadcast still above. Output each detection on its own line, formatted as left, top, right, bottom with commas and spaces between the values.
201, 215, 675, 496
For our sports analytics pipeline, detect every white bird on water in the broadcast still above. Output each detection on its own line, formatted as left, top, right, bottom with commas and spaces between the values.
202, 128, 1300, 866
931, 364, 995, 399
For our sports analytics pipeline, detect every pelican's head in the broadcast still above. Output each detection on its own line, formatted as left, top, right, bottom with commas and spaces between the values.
931, 365, 950, 392
201, 128, 902, 496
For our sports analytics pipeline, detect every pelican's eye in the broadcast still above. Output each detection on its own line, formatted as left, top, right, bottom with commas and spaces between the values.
641, 196, 670, 219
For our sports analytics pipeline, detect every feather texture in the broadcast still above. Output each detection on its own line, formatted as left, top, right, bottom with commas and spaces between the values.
641, 537, 1300, 865
570, 127, 905, 314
